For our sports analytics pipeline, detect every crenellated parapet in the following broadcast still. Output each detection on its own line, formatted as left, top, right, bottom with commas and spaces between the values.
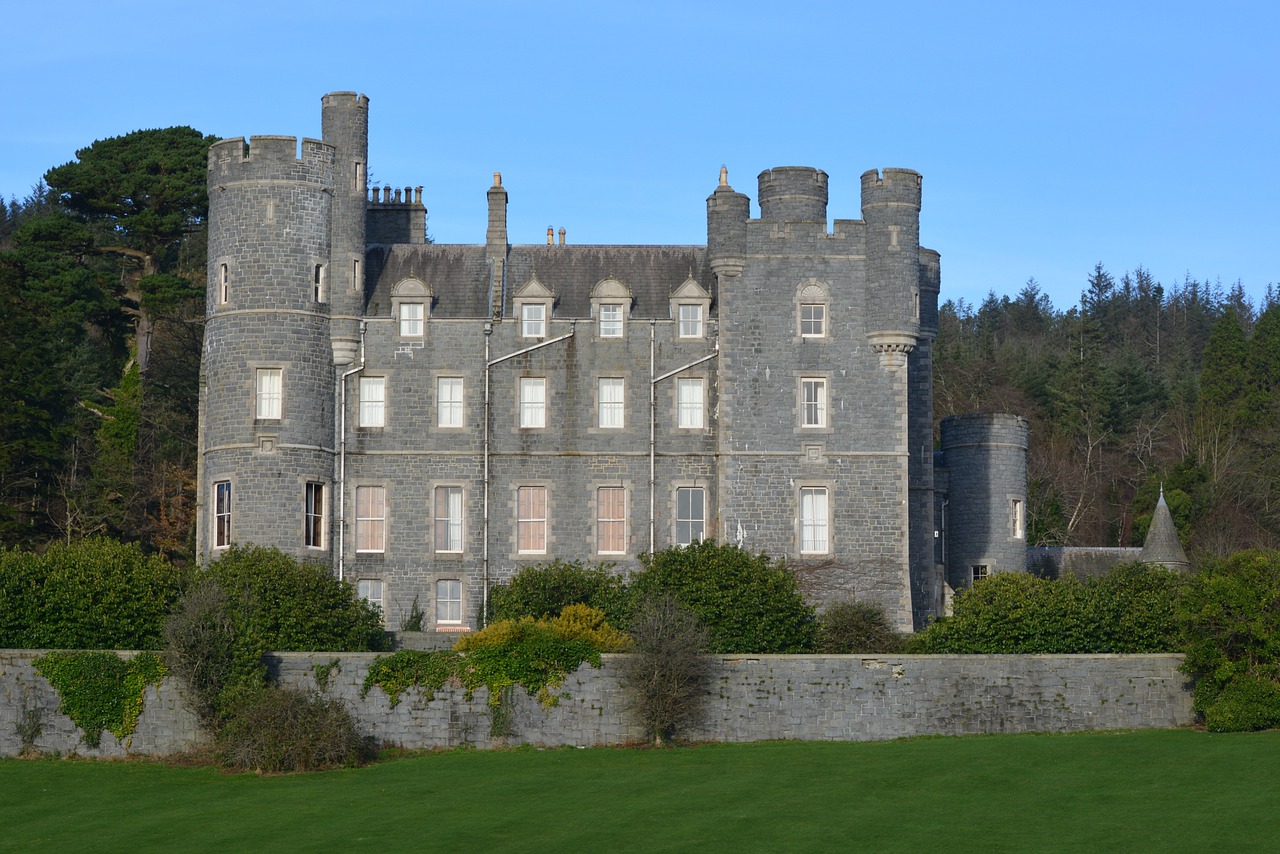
208, 136, 335, 188
758, 166, 828, 223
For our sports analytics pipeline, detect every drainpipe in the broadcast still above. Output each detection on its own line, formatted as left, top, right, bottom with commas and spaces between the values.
649, 339, 719, 555
336, 321, 367, 582
482, 322, 576, 625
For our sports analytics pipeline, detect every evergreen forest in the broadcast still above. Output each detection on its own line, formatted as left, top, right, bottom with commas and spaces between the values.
2, 127, 1278, 562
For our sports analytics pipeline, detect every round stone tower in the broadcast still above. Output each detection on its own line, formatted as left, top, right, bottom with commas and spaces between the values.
939, 413, 1030, 591
757, 166, 828, 223
200, 133, 337, 565
861, 168, 922, 370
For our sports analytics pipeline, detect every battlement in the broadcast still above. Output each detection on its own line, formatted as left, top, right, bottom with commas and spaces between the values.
758, 166, 828, 223
321, 91, 370, 111
860, 168, 922, 211
208, 136, 335, 185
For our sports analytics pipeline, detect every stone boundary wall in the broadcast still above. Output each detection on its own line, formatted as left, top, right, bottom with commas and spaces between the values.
0, 652, 1194, 757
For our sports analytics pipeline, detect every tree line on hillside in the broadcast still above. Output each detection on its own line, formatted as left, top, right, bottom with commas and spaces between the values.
3, 126, 1278, 560
936, 269, 1280, 555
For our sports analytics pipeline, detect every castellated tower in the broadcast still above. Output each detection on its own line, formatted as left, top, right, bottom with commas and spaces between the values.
939, 413, 1030, 592
198, 132, 339, 566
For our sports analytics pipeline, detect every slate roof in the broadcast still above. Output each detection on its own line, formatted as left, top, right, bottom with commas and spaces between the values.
1138, 488, 1191, 572
366, 243, 712, 320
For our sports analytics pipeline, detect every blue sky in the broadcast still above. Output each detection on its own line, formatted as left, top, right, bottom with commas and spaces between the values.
5, 0, 1276, 311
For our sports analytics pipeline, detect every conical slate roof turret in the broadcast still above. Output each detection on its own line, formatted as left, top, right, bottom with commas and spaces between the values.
1139, 487, 1190, 572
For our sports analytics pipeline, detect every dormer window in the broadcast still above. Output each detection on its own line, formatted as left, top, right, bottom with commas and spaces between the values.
590, 277, 633, 340
514, 276, 556, 339
669, 275, 711, 340
521, 303, 546, 338
391, 278, 432, 338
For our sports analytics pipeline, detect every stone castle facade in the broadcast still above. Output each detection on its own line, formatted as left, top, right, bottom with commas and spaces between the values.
197, 92, 1029, 632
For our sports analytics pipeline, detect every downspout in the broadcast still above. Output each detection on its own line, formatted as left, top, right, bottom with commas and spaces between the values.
650, 340, 720, 555
482, 322, 576, 625
336, 321, 367, 582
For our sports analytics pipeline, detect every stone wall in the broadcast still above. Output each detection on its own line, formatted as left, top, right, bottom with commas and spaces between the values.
0, 651, 1193, 757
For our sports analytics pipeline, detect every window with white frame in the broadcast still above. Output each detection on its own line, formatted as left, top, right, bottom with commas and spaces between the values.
437, 377, 464, 428
1011, 498, 1025, 539
597, 487, 627, 554
359, 377, 385, 428
435, 486, 464, 553
399, 302, 425, 337
256, 368, 282, 420
357, 578, 383, 611
355, 486, 386, 553
675, 486, 705, 546
800, 303, 826, 337
519, 378, 546, 428
517, 486, 547, 553
599, 303, 624, 338
801, 378, 827, 427
435, 579, 462, 625
678, 304, 703, 338
521, 302, 546, 338
213, 480, 232, 548
598, 378, 624, 428
304, 482, 324, 549
972, 565, 989, 585
799, 486, 829, 554
676, 378, 704, 429
219, 263, 229, 304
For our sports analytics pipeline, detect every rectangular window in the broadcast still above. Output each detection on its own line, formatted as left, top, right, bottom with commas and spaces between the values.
437, 377, 464, 428
598, 378, 624, 428
436, 579, 462, 625
521, 303, 546, 338
801, 304, 826, 337
519, 378, 546, 428
800, 486, 829, 553
801, 378, 827, 427
314, 264, 326, 303
213, 480, 232, 548
304, 482, 324, 549
678, 304, 703, 338
219, 264, 229, 304
1011, 498, 1025, 539
399, 302, 424, 337
256, 368, 282, 420
357, 579, 383, 611
517, 486, 547, 554
599, 303, 623, 338
597, 487, 627, 554
359, 377, 385, 428
676, 378, 704, 429
355, 486, 386, 553
972, 565, 989, 584
675, 486, 705, 546
434, 486, 464, 553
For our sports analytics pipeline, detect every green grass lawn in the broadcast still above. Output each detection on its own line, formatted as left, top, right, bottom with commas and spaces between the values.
3, 730, 1277, 852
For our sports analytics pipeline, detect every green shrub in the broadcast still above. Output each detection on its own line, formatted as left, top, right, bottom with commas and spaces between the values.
1200, 674, 1280, 733
618, 594, 715, 745
910, 565, 1183, 654
216, 686, 373, 773
817, 600, 905, 653
490, 560, 632, 625
0, 538, 190, 649
630, 542, 816, 653
205, 545, 389, 653
1180, 549, 1280, 730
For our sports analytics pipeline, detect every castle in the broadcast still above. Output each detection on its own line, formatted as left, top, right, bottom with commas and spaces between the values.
197, 92, 1030, 632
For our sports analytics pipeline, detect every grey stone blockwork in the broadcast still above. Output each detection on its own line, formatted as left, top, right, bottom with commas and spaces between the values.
197, 93, 1028, 632
0, 651, 1193, 756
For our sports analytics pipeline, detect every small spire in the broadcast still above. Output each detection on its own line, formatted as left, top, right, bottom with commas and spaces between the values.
719, 166, 729, 187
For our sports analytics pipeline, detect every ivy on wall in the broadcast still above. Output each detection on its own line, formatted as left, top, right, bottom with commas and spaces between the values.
33, 651, 167, 748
